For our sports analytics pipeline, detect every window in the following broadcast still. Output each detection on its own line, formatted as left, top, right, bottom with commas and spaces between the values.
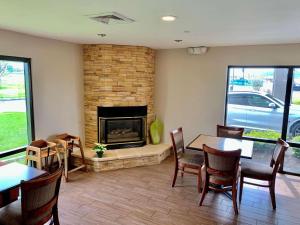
0, 56, 34, 161
228, 94, 249, 105
225, 66, 300, 175
247, 95, 273, 108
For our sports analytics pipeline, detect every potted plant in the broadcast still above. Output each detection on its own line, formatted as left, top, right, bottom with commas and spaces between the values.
92, 143, 107, 158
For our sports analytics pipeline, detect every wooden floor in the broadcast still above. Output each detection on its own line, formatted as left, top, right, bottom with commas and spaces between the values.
58, 157, 300, 225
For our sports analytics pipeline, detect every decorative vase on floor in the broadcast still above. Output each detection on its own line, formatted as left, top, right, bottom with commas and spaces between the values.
150, 117, 163, 144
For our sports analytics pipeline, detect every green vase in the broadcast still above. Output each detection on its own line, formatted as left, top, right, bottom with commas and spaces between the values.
150, 117, 163, 144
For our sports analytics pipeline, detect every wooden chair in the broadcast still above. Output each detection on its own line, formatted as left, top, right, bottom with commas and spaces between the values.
217, 125, 244, 139
239, 138, 289, 209
53, 133, 86, 182
25, 140, 61, 171
0, 167, 63, 225
170, 127, 204, 193
199, 145, 241, 215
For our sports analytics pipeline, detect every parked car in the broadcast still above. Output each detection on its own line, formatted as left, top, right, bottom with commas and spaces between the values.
226, 91, 300, 137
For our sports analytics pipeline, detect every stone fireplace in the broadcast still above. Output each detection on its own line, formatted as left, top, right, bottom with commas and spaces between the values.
83, 44, 155, 148
72, 44, 170, 172
98, 106, 147, 149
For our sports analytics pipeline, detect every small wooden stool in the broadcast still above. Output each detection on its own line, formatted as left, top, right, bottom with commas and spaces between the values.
25, 140, 61, 171
54, 133, 86, 182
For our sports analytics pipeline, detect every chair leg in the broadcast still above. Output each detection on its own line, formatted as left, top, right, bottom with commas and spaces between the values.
181, 166, 184, 178
232, 184, 239, 215
197, 168, 202, 193
64, 150, 68, 182
269, 181, 276, 210
172, 166, 178, 188
52, 205, 60, 225
199, 176, 208, 206
239, 176, 244, 203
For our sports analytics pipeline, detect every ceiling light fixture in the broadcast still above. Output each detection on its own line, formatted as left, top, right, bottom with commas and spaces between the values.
97, 33, 106, 37
161, 15, 176, 22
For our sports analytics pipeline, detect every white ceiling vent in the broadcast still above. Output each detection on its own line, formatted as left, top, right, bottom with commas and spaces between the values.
89, 12, 135, 25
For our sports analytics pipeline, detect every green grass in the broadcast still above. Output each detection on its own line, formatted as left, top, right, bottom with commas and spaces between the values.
244, 130, 281, 140
0, 112, 28, 151
292, 98, 300, 105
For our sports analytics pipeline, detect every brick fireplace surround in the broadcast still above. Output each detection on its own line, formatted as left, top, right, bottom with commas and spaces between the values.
76, 44, 170, 171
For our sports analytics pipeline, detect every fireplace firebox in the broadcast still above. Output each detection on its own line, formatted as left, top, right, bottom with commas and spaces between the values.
98, 106, 147, 149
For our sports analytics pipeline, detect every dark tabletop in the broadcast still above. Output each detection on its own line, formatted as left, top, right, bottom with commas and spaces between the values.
0, 162, 47, 192
187, 134, 254, 159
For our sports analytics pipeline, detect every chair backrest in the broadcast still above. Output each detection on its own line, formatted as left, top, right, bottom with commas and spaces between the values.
203, 144, 241, 179
170, 127, 185, 161
270, 138, 289, 175
217, 125, 244, 139
20, 167, 63, 225
55, 133, 81, 149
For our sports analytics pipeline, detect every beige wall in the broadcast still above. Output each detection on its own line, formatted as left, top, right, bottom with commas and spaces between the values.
155, 44, 300, 143
0, 29, 84, 141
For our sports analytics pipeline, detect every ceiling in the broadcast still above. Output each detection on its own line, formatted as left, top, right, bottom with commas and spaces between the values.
1, 0, 300, 49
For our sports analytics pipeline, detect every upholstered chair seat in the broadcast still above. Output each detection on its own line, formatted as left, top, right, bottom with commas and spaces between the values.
178, 153, 204, 167
241, 161, 273, 180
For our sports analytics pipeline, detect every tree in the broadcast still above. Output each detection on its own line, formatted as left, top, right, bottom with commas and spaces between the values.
0, 62, 8, 85
252, 79, 263, 91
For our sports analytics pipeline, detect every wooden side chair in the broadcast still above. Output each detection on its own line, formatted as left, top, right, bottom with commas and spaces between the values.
53, 133, 86, 182
170, 127, 204, 193
217, 125, 244, 139
239, 138, 289, 209
0, 167, 63, 225
199, 145, 241, 215
25, 139, 61, 171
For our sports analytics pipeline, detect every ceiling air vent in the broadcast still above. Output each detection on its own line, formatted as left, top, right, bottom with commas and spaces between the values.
89, 12, 135, 25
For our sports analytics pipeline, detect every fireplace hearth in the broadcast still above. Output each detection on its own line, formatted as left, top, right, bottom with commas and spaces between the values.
98, 106, 147, 149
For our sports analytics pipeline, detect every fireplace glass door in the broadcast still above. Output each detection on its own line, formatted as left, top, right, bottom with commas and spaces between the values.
100, 117, 146, 145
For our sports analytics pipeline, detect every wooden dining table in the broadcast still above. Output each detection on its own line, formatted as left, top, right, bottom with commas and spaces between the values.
0, 162, 47, 207
187, 134, 254, 159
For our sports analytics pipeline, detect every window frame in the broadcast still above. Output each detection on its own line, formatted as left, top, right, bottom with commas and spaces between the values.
224, 65, 300, 176
0, 55, 35, 158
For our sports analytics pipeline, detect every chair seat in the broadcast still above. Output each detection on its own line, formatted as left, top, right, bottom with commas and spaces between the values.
209, 174, 234, 186
241, 161, 273, 180
0, 199, 22, 225
40, 150, 57, 158
178, 152, 204, 167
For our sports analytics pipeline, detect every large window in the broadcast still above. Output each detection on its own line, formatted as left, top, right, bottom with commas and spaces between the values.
225, 66, 300, 175
0, 56, 34, 161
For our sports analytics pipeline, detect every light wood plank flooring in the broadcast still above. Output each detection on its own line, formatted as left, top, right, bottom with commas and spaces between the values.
58, 157, 300, 225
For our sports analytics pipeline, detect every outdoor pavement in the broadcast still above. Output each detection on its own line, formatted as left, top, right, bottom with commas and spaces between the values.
0, 99, 26, 113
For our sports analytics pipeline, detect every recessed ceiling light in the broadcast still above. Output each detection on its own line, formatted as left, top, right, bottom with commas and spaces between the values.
161, 15, 176, 22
